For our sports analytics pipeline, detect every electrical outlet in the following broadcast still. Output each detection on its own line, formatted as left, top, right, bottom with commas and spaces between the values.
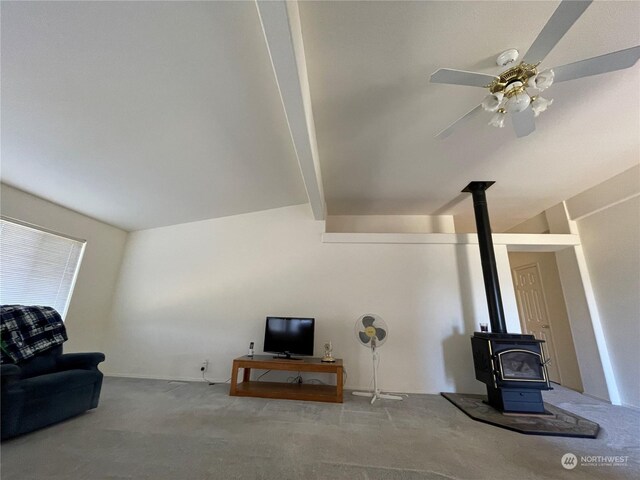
200, 360, 209, 372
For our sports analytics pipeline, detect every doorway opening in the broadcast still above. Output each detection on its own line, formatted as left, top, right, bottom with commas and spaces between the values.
508, 252, 584, 392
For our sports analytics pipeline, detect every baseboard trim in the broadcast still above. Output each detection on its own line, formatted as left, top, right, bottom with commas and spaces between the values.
582, 392, 612, 404
105, 372, 228, 384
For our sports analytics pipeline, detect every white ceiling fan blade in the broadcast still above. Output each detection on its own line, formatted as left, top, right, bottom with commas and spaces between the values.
435, 104, 484, 139
522, 0, 592, 64
430, 69, 498, 88
552, 46, 640, 83
511, 109, 536, 138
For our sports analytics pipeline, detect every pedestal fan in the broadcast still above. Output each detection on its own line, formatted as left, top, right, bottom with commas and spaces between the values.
352, 314, 403, 404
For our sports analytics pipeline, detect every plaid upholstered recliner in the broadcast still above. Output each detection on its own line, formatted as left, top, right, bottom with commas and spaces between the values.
1, 306, 105, 440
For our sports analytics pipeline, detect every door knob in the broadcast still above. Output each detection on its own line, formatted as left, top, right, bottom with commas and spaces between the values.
541, 324, 550, 328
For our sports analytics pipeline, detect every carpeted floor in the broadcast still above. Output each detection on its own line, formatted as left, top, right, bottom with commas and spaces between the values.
2, 377, 638, 479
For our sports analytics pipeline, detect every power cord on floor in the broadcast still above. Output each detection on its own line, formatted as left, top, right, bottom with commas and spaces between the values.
294, 369, 348, 387
202, 371, 232, 386
202, 370, 216, 385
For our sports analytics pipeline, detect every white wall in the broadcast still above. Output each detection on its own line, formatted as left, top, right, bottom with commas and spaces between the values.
554, 246, 613, 402
325, 215, 455, 233
565, 165, 639, 221
576, 196, 640, 408
1, 184, 128, 353
541, 166, 639, 406
507, 211, 549, 234
104, 204, 520, 394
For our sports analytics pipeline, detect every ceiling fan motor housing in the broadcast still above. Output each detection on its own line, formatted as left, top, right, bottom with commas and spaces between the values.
488, 63, 538, 95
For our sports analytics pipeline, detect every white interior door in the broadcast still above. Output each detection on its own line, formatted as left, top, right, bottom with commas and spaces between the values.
512, 263, 562, 384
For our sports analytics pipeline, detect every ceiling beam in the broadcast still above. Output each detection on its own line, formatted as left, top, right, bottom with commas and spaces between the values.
256, 0, 326, 220
321, 232, 580, 251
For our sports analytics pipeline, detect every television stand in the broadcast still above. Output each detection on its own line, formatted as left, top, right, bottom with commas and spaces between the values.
229, 355, 343, 403
273, 354, 302, 360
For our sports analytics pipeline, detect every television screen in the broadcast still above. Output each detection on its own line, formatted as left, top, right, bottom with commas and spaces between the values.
264, 317, 315, 357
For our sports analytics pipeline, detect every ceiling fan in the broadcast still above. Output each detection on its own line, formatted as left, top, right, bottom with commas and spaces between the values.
430, 0, 640, 139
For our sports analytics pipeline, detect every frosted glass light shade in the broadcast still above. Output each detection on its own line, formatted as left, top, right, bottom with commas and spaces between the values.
505, 93, 531, 113
503, 81, 531, 113
528, 69, 555, 91
482, 93, 504, 112
531, 96, 553, 117
489, 111, 506, 128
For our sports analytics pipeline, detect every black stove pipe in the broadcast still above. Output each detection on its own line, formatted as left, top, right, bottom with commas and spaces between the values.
462, 181, 507, 334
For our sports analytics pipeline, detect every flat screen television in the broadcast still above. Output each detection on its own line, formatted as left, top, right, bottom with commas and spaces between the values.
264, 316, 315, 359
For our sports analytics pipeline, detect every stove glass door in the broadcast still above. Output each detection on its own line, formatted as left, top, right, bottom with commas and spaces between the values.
498, 350, 545, 381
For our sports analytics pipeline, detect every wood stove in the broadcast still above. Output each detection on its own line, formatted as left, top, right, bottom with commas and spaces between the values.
471, 332, 551, 413
463, 182, 552, 414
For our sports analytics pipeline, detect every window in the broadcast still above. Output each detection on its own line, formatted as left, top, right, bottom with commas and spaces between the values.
0, 217, 85, 318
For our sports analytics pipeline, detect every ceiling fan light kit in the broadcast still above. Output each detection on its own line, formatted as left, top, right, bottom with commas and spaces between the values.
481, 92, 503, 112
430, 0, 640, 138
528, 68, 555, 90
503, 82, 532, 114
481, 67, 554, 124
531, 96, 553, 117
489, 111, 507, 129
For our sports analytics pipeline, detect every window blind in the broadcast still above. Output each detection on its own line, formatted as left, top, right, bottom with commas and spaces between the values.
0, 218, 85, 318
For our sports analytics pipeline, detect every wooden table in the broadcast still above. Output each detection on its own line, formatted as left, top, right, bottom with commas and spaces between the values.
229, 355, 344, 403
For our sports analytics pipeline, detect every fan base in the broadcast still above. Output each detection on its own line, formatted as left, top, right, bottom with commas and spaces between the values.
352, 391, 404, 404
352, 391, 373, 398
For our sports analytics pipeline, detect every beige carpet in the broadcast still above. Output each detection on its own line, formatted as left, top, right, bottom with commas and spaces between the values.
2, 377, 638, 479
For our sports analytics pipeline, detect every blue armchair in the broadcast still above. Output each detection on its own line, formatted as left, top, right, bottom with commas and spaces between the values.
1, 345, 105, 440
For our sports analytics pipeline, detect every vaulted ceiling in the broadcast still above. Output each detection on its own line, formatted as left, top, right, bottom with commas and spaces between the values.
2, 1, 639, 232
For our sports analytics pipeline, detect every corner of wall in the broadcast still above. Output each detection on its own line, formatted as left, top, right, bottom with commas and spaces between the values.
545, 202, 578, 235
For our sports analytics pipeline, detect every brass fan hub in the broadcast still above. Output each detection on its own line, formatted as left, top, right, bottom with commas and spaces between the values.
488, 62, 539, 94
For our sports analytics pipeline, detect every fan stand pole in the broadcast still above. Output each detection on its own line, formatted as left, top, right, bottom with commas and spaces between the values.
352, 342, 403, 404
